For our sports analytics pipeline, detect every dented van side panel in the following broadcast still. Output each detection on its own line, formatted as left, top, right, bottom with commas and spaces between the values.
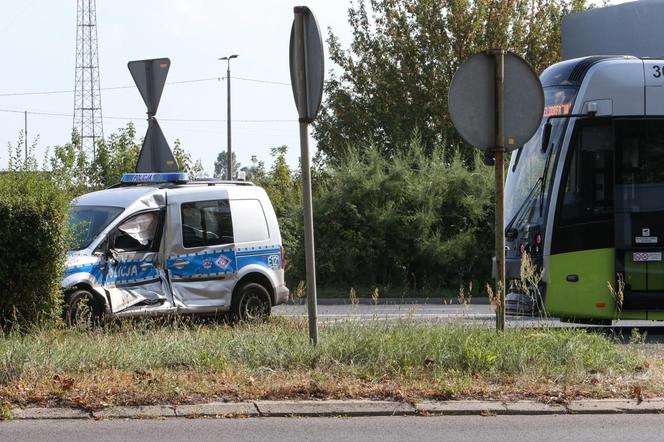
62, 182, 289, 318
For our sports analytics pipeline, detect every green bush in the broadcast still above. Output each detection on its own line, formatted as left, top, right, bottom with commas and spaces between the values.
0, 172, 70, 328
310, 140, 495, 290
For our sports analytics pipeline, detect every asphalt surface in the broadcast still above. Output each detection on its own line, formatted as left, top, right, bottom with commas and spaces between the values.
3, 415, 664, 442
273, 303, 664, 342
274, 302, 497, 322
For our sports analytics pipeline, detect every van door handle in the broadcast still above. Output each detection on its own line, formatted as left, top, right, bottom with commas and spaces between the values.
566, 274, 579, 282
139, 263, 153, 270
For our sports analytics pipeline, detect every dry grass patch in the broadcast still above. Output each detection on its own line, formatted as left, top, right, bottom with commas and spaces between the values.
0, 317, 660, 409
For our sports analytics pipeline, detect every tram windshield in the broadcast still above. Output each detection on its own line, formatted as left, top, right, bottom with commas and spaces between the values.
504, 87, 578, 229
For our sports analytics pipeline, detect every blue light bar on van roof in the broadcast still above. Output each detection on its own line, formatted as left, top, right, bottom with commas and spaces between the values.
121, 172, 189, 184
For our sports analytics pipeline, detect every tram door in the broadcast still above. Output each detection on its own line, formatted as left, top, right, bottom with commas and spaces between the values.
615, 119, 664, 310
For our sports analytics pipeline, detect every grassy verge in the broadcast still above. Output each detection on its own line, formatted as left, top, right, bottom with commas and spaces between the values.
0, 317, 660, 410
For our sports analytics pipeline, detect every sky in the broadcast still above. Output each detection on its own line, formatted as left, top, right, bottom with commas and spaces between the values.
0, 0, 629, 174
0, 0, 354, 174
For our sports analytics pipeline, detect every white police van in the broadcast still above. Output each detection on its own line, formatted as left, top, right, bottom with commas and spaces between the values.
62, 172, 289, 325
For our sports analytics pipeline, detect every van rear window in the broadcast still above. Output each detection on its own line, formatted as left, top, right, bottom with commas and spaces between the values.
230, 199, 269, 243
181, 200, 234, 248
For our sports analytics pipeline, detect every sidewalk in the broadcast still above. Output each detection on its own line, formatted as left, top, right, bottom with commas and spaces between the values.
8, 398, 664, 420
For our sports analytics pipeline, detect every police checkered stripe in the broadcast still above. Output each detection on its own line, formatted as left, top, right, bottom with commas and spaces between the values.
94, 275, 160, 287
172, 247, 233, 259
66, 255, 154, 270
66, 261, 101, 271
236, 244, 280, 252
237, 249, 279, 255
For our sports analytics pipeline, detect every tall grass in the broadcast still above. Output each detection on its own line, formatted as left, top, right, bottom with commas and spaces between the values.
0, 318, 642, 386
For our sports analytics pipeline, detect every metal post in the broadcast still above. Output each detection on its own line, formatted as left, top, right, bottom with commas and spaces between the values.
24, 111, 28, 161
226, 65, 232, 180
219, 55, 238, 180
299, 121, 319, 344
493, 50, 506, 331
293, 11, 319, 345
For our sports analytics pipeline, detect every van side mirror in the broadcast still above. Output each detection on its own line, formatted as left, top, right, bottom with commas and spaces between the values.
106, 234, 116, 251
541, 122, 552, 153
104, 234, 118, 264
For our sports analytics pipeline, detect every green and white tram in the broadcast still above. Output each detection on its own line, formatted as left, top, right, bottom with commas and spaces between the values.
505, 55, 664, 323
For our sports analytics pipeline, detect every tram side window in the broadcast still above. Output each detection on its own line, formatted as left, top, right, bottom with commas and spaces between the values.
559, 123, 613, 223
616, 120, 664, 188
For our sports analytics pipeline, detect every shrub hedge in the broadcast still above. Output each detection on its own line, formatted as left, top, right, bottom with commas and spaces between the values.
0, 172, 70, 328
309, 143, 495, 290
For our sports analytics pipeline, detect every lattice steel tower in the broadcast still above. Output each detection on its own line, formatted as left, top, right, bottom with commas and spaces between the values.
73, 0, 104, 158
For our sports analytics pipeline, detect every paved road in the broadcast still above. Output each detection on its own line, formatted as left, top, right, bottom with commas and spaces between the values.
273, 303, 664, 342
3, 415, 664, 442
274, 302, 497, 322
274, 302, 664, 327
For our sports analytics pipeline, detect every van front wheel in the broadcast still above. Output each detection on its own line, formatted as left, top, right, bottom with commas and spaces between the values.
231, 283, 271, 323
65, 289, 103, 328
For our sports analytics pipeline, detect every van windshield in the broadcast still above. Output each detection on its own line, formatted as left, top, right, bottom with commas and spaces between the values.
68, 205, 124, 250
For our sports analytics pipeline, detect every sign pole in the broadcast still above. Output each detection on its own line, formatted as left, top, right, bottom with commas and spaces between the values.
449, 50, 543, 332
299, 120, 318, 344
227, 64, 232, 180
492, 49, 506, 332
290, 6, 322, 345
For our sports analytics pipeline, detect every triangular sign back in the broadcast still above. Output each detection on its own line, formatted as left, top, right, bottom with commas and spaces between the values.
128, 58, 170, 115
135, 119, 179, 173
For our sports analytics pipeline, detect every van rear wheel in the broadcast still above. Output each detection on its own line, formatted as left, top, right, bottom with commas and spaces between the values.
65, 289, 103, 328
231, 283, 271, 323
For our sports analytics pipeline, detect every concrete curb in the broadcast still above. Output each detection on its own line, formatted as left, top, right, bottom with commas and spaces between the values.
9, 398, 664, 420
254, 400, 416, 417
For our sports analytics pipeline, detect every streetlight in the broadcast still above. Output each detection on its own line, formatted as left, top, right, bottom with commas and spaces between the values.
218, 54, 239, 180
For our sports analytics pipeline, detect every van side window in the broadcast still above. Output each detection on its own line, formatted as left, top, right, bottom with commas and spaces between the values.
114, 212, 159, 252
181, 200, 234, 248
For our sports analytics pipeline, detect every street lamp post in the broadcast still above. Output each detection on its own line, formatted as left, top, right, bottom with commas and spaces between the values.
218, 54, 239, 180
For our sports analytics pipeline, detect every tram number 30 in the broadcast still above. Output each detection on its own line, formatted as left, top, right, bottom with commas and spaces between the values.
652, 66, 664, 78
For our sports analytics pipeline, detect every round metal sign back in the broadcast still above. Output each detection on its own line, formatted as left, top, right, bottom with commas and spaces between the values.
448, 51, 544, 152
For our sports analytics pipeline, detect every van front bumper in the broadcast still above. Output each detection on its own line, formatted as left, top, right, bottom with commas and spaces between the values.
274, 285, 289, 306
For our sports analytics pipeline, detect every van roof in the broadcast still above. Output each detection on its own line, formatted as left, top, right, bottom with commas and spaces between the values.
72, 180, 262, 209
73, 186, 159, 208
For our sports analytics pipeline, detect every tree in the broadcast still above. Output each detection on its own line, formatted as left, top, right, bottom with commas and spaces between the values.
312, 138, 494, 290
260, 146, 299, 216
241, 155, 266, 181
213, 151, 241, 179
173, 139, 206, 178
314, 0, 588, 165
88, 123, 140, 188
85, 124, 206, 188
245, 146, 303, 284
49, 130, 89, 194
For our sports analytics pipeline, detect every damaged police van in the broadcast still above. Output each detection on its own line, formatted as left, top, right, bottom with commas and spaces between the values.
62, 172, 289, 325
